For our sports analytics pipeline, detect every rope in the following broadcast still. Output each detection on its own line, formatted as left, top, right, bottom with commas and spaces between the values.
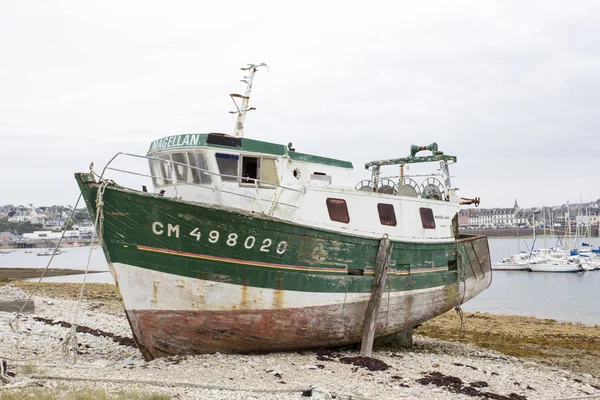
9, 194, 82, 330
454, 306, 465, 338
0, 180, 109, 363
64, 180, 110, 361
25, 374, 310, 393
4, 374, 373, 399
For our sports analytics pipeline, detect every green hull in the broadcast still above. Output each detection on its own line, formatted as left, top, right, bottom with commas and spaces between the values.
75, 173, 492, 358
76, 173, 487, 293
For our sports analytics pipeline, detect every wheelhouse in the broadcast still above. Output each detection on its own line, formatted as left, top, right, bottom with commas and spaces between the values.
146, 133, 354, 193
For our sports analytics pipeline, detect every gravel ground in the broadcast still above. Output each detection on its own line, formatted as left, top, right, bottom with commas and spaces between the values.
1, 284, 600, 399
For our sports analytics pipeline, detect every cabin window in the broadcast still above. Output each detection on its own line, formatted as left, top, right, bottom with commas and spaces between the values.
148, 153, 170, 187
261, 158, 279, 186
171, 152, 189, 182
377, 203, 397, 227
326, 198, 350, 224
420, 207, 436, 229
242, 156, 260, 184
188, 152, 212, 184
149, 159, 162, 186
216, 153, 239, 181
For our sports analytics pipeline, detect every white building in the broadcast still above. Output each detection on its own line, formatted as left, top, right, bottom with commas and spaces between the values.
468, 211, 480, 227
576, 214, 599, 226
492, 208, 516, 227
7, 212, 27, 223
478, 209, 494, 227
6, 208, 47, 224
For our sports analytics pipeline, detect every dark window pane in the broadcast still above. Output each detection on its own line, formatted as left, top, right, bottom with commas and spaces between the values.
207, 133, 241, 147
377, 203, 397, 226
216, 153, 239, 181
420, 207, 436, 229
326, 198, 350, 223
242, 157, 260, 184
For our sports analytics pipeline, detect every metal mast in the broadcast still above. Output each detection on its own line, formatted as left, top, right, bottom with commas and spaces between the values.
229, 63, 268, 138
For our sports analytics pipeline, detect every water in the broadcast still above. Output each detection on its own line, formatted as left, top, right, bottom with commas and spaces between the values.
461, 235, 600, 326
2, 236, 599, 325
0, 246, 113, 284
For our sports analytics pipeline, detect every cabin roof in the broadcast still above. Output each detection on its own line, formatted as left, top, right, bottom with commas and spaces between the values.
147, 133, 353, 169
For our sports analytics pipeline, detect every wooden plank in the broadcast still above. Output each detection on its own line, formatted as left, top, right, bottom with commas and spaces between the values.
360, 235, 392, 356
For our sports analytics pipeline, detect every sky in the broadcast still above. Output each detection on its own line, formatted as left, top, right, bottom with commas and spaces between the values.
1, 0, 599, 209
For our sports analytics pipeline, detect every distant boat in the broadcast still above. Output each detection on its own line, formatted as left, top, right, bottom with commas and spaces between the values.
0, 250, 12, 255
491, 262, 529, 271
491, 252, 542, 271
528, 258, 583, 273
37, 248, 62, 256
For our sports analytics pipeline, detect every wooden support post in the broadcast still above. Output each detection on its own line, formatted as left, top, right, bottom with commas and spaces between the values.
360, 235, 392, 357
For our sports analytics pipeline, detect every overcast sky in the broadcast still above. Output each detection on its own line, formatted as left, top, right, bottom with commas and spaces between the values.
1, 0, 598, 209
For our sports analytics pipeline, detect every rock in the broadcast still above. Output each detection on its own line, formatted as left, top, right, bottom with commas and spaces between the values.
122, 356, 136, 367
524, 361, 538, 367
0, 299, 35, 314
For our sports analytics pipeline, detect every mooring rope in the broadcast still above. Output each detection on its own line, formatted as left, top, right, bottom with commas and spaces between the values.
64, 180, 110, 362
454, 306, 465, 338
9, 374, 372, 399
0, 180, 109, 363
8, 194, 82, 331
24, 374, 309, 393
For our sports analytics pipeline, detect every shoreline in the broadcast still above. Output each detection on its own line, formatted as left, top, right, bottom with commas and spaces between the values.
0, 243, 100, 250
0, 281, 599, 399
10, 281, 600, 375
0, 268, 104, 282
417, 309, 600, 379
461, 227, 599, 238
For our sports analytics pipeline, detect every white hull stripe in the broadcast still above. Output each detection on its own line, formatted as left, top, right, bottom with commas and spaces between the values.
113, 262, 448, 312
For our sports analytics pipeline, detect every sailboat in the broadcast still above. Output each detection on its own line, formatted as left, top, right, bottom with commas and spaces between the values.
36, 248, 62, 256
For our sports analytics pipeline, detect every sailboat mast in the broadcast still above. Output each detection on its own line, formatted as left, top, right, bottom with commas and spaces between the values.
230, 63, 268, 138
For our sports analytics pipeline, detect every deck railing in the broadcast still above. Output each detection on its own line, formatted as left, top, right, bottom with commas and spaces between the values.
98, 152, 303, 209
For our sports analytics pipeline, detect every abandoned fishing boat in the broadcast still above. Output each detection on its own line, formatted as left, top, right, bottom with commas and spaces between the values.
75, 64, 492, 360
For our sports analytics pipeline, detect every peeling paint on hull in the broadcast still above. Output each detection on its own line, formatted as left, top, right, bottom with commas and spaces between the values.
115, 263, 489, 359
127, 282, 472, 359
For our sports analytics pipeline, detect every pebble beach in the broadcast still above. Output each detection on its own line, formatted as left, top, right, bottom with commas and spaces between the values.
1, 282, 599, 400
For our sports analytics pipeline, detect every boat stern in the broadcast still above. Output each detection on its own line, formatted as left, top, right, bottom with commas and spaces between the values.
457, 235, 492, 304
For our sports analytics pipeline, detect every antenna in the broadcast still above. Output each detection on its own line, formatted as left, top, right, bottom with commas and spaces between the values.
229, 63, 269, 138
